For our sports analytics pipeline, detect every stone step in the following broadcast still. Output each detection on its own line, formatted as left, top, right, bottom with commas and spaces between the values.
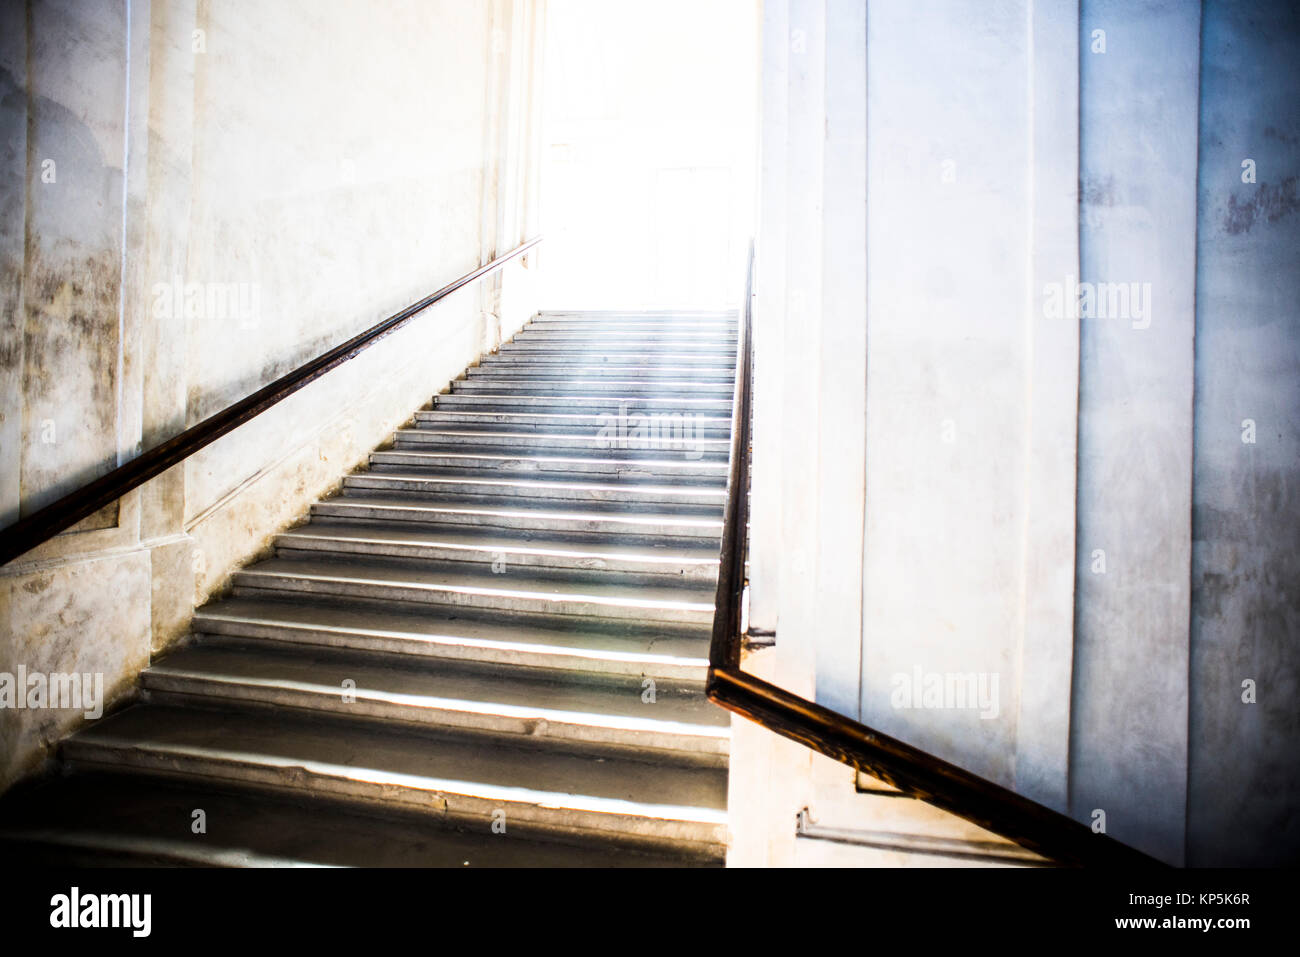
311, 495, 724, 543
142, 644, 729, 759
392, 427, 730, 459
0, 773, 715, 866
535, 309, 736, 320
514, 328, 733, 340
232, 556, 716, 625
512, 330, 736, 343
413, 408, 733, 437
482, 352, 736, 367
499, 340, 736, 356
364, 451, 726, 486
451, 377, 734, 396
509, 323, 736, 335
345, 469, 727, 511
431, 392, 734, 414
466, 363, 736, 381
529, 315, 736, 327
191, 595, 712, 681
61, 705, 730, 852
273, 521, 720, 582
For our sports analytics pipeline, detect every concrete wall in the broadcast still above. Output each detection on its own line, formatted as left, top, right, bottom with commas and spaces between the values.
858, 0, 1033, 794
1187, 0, 1300, 867
1, 0, 544, 791
1070, 0, 1201, 865
739, 0, 1299, 866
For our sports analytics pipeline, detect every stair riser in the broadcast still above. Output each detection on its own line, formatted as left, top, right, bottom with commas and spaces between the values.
141, 680, 729, 762
61, 744, 729, 853
272, 537, 720, 583
309, 505, 722, 543
190, 619, 711, 681
231, 575, 715, 626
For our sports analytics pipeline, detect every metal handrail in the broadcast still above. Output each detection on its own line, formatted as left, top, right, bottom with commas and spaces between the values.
0, 237, 541, 567
704, 240, 1163, 868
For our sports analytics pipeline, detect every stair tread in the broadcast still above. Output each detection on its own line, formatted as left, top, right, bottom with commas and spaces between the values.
0, 774, 711, 867
361, 455, 727, 477
480, 354, 736, 364
274, 521, 720, 580
233, 556, 713, 625
351, 467, 727, 494
65, 705, 729, 822
514, 330, 736, 336
535, 309, 737, 316
455, 378, 731, 388
279, 520, 720, 561
393, 428, 730, 456
526, 322, 736, 329
146, 644, 729, 733
397, 426, 729, 443
414, 409, 732, 427
344, 472, 726, 514
513, 335, 736, 343
468, 365, 736, 377
192, 595, 711, 669
314, 494, 725, 531
356, 460, 728, 481
432, 393, 734, 410
236, 555, 715, 604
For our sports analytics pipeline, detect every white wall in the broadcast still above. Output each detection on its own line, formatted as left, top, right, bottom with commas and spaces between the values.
1070, 0, 1201, 865
740, 0, 1300, 867
0, 0, 544, 791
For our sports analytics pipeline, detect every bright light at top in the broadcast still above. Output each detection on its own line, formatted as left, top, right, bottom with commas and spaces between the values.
540, 0, 760, 310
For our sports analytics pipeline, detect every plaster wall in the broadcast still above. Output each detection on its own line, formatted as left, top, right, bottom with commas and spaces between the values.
740, 0, 1299, 866
0, 0, 542, 791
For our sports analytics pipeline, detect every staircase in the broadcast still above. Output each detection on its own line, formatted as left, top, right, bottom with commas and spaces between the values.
0, 310, 739, 867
